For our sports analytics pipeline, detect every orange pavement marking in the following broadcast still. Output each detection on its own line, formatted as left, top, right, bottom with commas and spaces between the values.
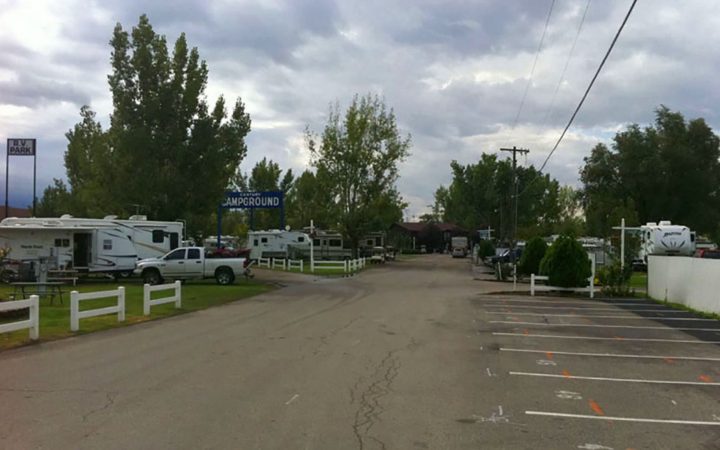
664, 358, 675, 364
562, 369, 572, 379
546, 352, 554, 360
589, 399, 606, 416
699, 375, 713, 383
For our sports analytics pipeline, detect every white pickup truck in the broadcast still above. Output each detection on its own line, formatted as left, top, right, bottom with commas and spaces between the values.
135, 247, 249, 285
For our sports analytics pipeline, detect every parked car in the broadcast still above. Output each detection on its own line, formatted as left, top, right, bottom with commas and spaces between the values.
489, 248, 523, 265
135, 247, 250, 285
697, 248, 720, 259
370, 247, 387, 264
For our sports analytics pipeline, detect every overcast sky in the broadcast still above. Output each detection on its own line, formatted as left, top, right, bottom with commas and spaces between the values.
1, 0, 718, 219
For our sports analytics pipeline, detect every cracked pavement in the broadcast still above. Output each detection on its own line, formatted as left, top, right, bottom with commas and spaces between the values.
2, 255, 497, 449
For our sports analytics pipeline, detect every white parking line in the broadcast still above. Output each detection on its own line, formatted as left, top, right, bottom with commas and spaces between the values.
525, 411, 720, 426
499, 348, 720, 362
490, 321, 720, 332
493, 332, 720, 344
510, 371, 720, 386
485, 312, 713, 320
485, 307, 687, 313
481, 302, 654, 308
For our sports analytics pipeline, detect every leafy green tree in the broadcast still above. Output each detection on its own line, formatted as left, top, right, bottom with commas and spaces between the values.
435, 154, 561, 241
307, 94, 411, 253
285, 170, 335, 230
539, 235, 591, 287
36, 179, 73, 217
581, 106, 720, 238
518, 237, 547, 276
65, 15, 251, 234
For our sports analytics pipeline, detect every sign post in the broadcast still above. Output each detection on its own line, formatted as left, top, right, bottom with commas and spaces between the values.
5, 138, 37, 217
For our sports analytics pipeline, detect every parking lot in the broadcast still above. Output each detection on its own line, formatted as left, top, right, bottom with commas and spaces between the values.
473, 290, 720, 449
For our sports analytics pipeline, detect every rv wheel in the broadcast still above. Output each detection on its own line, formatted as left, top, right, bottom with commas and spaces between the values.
142, 269, 163, 285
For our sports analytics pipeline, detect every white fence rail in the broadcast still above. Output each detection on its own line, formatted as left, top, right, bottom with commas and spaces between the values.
311, 258, 366, 273
258, 258, 271, 268
287, 259, 304, 272
0, 296, 39, 340
272, 258, 286, 270
70, 287, 125, 331
530, 254, 596, 298
143, 281, 182, 315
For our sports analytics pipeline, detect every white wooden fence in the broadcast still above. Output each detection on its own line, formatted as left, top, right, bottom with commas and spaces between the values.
143, 281, 182, 315
258, 257, 271, 268
70, 287, 125, 331
312, 258, 366, 273
530, 254, 596, 298
287, 259, 304, 272
0, 295, 39, 340
272, 258, 286, 270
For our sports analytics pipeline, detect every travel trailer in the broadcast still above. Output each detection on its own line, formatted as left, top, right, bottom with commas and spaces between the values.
247, 230, 310, 260
631, 221, 695, 269
0, 215, 184, 276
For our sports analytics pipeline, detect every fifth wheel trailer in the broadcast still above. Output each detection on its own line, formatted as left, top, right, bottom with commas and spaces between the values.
0, 215, 184, 276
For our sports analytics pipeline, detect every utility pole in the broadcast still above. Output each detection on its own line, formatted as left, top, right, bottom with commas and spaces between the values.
499, 146, 530, 261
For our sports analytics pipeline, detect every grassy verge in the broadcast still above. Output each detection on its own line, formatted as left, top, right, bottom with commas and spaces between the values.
645, 297, 720, 321
629, 272, 648, 289
0, 279, 273, 351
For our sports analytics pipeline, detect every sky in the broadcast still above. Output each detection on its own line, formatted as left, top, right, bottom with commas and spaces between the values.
1, 0, 719, 220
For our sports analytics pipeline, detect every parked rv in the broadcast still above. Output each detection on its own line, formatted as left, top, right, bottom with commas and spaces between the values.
247, 230, 310, 260
633, 221, 695, 269
451, 236, 469, 258
135, 247, 249, 285
0, 215, 183, 278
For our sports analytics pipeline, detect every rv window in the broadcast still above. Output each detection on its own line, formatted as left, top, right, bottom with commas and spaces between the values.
254, 239, 259, 246
313, 239, 320, 246
261, 237, 268, 243
152, 230, 164, 243
187, 248, 201, 260
103, 239, 112, 250
54, 239, 62, 247
62, 239, 70, 247
165, 249, 185, 260
329, 239, 342, 247
298, 237, 305, 243
366, 240, 374, 246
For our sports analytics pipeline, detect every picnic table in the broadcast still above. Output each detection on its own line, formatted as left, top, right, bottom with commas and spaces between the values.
10, 282, 66, 305
48, 269, 80, 286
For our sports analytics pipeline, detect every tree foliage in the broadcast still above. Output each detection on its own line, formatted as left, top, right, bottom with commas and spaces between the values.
539, 235, 591, 287
581, 106, 720, 237
518, 236, 547, 276
435, 154, 561, 241
307, 94, 410, 252
61, 15, 250, 234
35, 179, 73, 217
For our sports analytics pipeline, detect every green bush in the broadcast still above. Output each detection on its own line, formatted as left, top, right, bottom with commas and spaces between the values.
539, 235, 591, 287
597, 262, 633, 296
478, 240, 495, 258
518, 237, 547, 275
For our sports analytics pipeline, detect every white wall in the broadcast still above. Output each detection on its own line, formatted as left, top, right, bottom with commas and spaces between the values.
648, 256, 720, 314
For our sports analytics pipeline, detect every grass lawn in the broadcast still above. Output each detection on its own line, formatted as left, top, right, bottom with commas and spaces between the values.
0, 279, 273, 351
629, 272, 648, 289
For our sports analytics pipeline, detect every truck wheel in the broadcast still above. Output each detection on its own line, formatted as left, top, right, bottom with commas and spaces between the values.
215, 267, 235, 285
143, 269, 163, 285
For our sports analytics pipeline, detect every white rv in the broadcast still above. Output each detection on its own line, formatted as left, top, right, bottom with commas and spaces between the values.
636, 221, 695, 266
0, 215, 184, 276
248, 230, 310, 260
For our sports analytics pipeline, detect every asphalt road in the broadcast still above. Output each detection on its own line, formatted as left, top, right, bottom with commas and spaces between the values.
1, 255, 719, 449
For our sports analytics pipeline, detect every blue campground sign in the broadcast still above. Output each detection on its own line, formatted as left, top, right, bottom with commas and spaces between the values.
222, 191, 283, 209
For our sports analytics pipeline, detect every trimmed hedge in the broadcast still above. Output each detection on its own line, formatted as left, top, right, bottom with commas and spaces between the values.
539, 235, 591, 287
518, 237, 547, 275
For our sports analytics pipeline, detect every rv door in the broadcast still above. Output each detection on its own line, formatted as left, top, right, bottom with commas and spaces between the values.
73, 233, 92, 269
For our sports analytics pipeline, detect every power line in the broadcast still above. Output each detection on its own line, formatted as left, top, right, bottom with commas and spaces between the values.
521, 0, 638, 195
510, 0, 556, 129
540, 0, 592, 129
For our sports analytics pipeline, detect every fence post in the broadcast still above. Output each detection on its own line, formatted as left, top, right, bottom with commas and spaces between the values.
300, 259, 304, 273
29, 295, 39, 340
530, 274, 535, 297
589, 254, 596, 299
118, 287, 126, 322
143, 283, 151, 315
70, 291, 79, 331
175, 280, 182, 308
344, 260, 349, 273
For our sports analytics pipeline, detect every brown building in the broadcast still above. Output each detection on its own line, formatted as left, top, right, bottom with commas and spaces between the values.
389, 222, 467, 252
0, 206, 32, 220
